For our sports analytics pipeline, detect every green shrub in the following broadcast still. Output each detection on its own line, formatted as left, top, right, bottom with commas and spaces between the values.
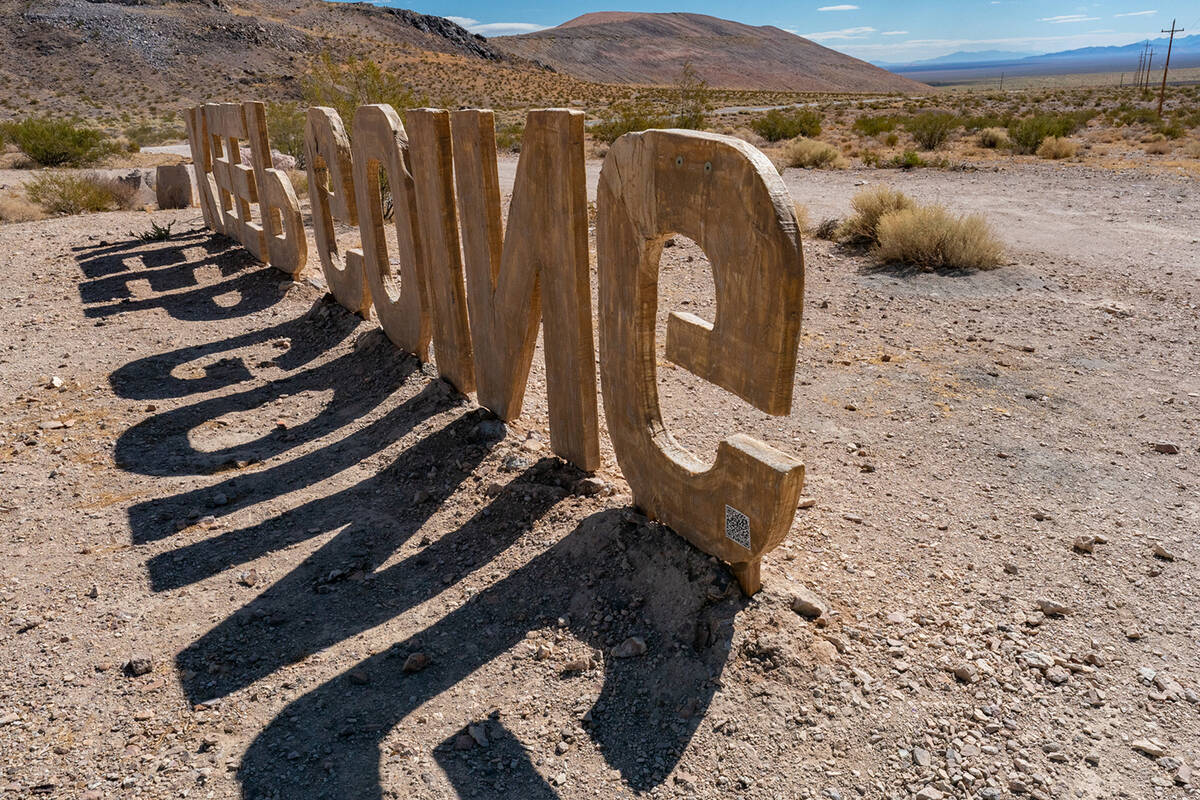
592, 100, 668, 144
303, 51, 423, 133
673, 61, 710, 130
1009, 112, 1094, 154
874, 205, 1004, 271
25, 171, 138, 215
837, 185, 915, 244
5, 116, 115, 166
778, 137, 846, 169
906, 112, 958, 150
751, 108, 822, 142
122, 122, 183, 150
264, 101, 307, 164
852, 115, 897, 136
495, 121, 524, 153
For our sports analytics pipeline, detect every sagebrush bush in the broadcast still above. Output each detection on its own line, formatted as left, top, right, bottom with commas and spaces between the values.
778, 137, 846, 169
25, 171, 138, 215
751, 108, 822, 142
836, 185, 915, 244
0, 193, 46, 223
1184, 140, 1200, 159
1036, 136, 1077, 159
1008, 112, 1093, 154
4, 116, 115, 166
852, 115, 896, 136
874, 206, 1004, 271
906, 112, 958, 150
1144, 139, 1172, 155
978, 127, 1010, 148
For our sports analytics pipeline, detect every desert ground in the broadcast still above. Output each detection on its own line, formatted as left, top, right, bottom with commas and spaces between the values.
1, 151, 1197, 800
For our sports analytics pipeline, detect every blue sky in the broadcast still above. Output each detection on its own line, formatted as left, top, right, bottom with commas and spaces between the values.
349, 1, 1189, 62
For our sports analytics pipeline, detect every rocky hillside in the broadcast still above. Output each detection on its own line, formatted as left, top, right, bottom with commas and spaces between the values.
0, 0, 603, 120
494, 12, 928, 93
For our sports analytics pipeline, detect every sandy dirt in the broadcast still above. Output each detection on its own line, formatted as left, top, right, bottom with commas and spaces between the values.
0, 158, 1197, 800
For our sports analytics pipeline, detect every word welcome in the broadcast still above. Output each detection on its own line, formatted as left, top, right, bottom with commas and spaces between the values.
183, 101, 807, 594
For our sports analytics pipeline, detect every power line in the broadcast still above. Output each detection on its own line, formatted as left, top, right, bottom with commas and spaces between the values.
1158, 19, 1185, 117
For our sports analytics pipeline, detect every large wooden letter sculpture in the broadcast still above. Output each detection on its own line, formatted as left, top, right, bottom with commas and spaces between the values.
188, 102, 306, 277
404, 109, 476, 394
183, 106, 221, 231
350, 105, 431, 360
451, 109, 599, 471
597, 130, 806, 595
304, 107, 370, 316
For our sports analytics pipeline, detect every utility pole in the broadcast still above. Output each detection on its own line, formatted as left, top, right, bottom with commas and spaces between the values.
1158, 19, 1184, 116
999, 72, 1004, 91
1135, 45, 1146, 87
1145, 48, 1153, 90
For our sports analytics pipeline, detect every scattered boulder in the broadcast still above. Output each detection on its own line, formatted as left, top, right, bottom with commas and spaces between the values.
790, 586, 829, 621
612, 636, 646, 658
155, 164, 194, 209
124, 653, 153, 677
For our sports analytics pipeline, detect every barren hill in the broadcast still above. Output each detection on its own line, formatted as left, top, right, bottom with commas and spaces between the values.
494, 12, 928, 93
0, 0, 609, 119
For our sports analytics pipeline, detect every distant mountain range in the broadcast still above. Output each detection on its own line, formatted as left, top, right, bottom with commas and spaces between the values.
494, 12, 928, 93
876, 34, 1200, 79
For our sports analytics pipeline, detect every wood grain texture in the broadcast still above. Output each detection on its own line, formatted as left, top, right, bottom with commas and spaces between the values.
451, 109, 599, 471
596, 128, 806, 595
203, 103, 266, 261
183, 106, 220, 230
405, 109, 476, 395
304, 106, 371, 315
243, 101, 307, 278
349, 104, 431, 361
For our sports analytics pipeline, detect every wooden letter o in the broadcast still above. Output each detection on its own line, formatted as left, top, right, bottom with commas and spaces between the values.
597, 129, 806, 595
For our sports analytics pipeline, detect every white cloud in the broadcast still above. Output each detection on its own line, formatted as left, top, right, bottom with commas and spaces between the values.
881, 30, 910, 36
444, 16, 547, 36
1039, 14, 1101, 24
804, 26, 877, 40
1114, 10, 1157, 16
817, 4, 859, 10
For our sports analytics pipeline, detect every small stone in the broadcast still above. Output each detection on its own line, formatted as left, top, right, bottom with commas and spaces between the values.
453, 734, 475, 750
913, 747, 932, 767
555, 740, 570, 755
1003, 562, 1019, 575
85, 584, 99, 599
1036, 598, 1071, 617
953, 663, 980, 684
1072, 536, 1095, 554
562, 657, 591, 672
348, 668, 369, 685
915, 787, 944, 800
468, 723, 489, 747
471, 419, 507, 443
842, 513, 864, 524
124, 653, 153, 677
1131, 738, 1168, 758
1045, 666, 1070, 685
1152, 543, 1176, 562
1176, 764, 1192, 786
413, 489, 431, 504
791, 587, 829, 621
1151, 442, 1180, 454
797, 496, 817, 509
402, 653, 430, 673
612, 636, 646, 658
535, 644, 553, 661
573, 477, 611, 497
237, 569, 258, 587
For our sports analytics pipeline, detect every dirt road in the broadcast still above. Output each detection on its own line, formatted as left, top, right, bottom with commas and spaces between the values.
0, 159, 1196, 799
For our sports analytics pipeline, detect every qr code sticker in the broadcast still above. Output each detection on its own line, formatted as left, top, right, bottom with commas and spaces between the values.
725, 505, 751, 550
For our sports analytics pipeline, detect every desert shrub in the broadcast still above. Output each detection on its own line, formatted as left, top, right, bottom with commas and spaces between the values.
814, 218, 841, 240
673, 61, 710, 130
122, 122, 182, 149
978, 127, 1010, 149
961, 113, 1011, 132
303, 51, 423, 133
1154, 121, 1184, 140
837, 185, 915, 244
1009, 112, 1092, 154
592, 100, 668, 144
5, 116, 115, 166
874, 205, 1004, 271
1036, 136, 1077, 159
751, 108, 822, 142
852, 115, 897, 136
265, 101, 307, 164
1184, 140, 1200, 159
495, 121, 524, 152
884, 132, 899, 147
286, 168, 308, 198
1144, 139, 1172, 155
25, 171, 137, 215
890, 150, 924, 169
0, 193, 46, 223
778, 137, 846, 169
793, 202, 811, 234
906, 112, 958, 150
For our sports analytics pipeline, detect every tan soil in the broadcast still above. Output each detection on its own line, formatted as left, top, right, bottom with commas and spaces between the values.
0, 158, 1197, 800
